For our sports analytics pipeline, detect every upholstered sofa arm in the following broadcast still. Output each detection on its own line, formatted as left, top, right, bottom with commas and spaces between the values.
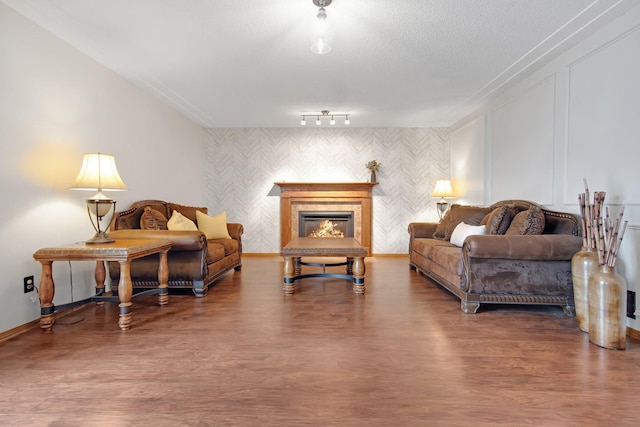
108, 229, 206, 251
408, 222, 438, 239
227, 223, 243, 240
463, 234, 583, 261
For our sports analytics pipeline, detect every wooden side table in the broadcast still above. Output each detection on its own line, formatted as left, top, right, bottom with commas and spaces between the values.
33, 239, 171, 331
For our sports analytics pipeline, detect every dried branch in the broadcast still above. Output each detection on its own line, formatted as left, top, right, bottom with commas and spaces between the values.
610, 221, 628, 268
579, 193, 587, 248
578, 180, 626, 265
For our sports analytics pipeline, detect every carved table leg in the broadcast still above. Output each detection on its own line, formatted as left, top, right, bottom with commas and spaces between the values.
94, 260, 106, 305
352, 256, 365, 295
293, 257, 302, 275
283, 256, 295, 295
118, 260, 133, 331
94, 260, 106, 295
346, 257, 354, 275
158, 249, 169, 306
38, 261, 55, 330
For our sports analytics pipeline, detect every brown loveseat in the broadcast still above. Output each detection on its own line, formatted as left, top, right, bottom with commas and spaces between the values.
408, 200, 582, 315
108, 200, 242, 297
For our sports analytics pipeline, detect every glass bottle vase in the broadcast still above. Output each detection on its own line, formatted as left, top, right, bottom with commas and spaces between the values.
571, 247, 599, 332
370, 170, 377, 183
588, 265, 627, 350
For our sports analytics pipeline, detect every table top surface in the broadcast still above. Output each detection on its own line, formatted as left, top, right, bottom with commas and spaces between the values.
281, 237, 368, 257
33, 239, 172, 262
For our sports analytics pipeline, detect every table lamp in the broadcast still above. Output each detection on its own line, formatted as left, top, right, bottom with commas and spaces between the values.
431, 179, 454, 220
69, 153, 128, 243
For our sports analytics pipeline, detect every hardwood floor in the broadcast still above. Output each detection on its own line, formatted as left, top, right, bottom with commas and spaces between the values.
1, 256, 639, 426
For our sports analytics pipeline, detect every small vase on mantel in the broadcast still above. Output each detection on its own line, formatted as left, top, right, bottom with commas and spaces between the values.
571, 247, 599, 332
370, 171, 377, 183
588, 265, 627, 350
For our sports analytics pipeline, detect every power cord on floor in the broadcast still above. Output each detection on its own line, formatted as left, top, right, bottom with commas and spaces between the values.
52, 260, 86, 325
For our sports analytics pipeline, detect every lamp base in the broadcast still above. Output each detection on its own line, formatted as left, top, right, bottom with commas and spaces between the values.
436, 201, 449, 220
85, 232, 115, 244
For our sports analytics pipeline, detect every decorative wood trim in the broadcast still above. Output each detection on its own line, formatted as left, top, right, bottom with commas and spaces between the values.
0, 319, 40, 343
628, 327, 640, 342
0, 306, 88, 343
275, 182, 377, 255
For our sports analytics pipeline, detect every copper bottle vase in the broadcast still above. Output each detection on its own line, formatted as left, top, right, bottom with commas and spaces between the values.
588, 265, 627, 350
571, 247, 599, 332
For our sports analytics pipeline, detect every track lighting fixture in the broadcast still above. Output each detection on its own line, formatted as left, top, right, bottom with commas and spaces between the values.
299, 110, 350, 126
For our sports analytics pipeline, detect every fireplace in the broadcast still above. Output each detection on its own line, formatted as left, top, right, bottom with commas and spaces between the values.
275, 182, 377, 254
299, 211, 355, 238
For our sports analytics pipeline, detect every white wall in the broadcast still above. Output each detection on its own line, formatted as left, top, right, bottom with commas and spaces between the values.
0, 4, 205, 334
206, 128, 450, 254
450, 116, 485, 205
451, 5, 640, 331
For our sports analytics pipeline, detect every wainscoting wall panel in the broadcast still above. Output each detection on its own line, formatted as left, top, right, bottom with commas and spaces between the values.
491, 75, 556, 205
564, 23, 640, 206
206, 128, 450, 254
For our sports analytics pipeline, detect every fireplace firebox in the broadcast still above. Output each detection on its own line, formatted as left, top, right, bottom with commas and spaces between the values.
299, 211, 354, 238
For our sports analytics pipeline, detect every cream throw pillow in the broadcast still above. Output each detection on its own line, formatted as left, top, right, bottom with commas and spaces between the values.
196, 210, 231, 239
167, 210, 198, 231
450, 222, 486, 247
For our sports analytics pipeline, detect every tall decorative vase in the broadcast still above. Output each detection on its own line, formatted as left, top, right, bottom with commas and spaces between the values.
571, 247, 599, 332
370, 170, 377, 183
588, 265, 627, 350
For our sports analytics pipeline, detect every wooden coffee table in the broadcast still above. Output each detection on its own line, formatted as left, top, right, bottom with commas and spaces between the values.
33, 239, 171, 331
280, 237, 368, 295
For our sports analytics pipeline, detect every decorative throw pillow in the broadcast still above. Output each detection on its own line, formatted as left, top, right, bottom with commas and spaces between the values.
140, 206, 168, 230
432, 208, 453, 240
196, 210, 232, 239
450, 222, 486, 247
481, 205, 516, 235
505, 206, 546, 235
168, 202, 206, 223
432, 208, 454, 240
167, 210, 198, 231
436, 205, 490, 241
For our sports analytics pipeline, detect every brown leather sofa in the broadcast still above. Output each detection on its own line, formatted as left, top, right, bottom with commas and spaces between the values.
108, 200, 242, 297
408, 200, 582, 315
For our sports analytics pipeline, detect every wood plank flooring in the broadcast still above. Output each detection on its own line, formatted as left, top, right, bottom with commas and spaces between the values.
1, 256, 639, 426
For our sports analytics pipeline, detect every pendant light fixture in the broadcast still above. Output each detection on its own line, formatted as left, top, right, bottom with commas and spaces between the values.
311, 0, 332, 54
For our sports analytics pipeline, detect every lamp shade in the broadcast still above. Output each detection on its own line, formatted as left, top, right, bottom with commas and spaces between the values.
431, 180, 454, 198
70, 153, 128, 191
69, 153, 127, 244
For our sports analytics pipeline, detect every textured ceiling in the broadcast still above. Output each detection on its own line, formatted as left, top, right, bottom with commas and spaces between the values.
3, 0, 639, 127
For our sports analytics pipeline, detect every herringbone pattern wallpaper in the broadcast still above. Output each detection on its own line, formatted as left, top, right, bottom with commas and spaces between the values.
206, 128, 450, 254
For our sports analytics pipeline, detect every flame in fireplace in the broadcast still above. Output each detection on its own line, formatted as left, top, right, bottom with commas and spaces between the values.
308, 219, 345, 238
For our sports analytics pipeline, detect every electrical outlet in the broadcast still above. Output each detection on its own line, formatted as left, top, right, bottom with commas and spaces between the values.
628, 290, 636, 319
23, 276, 35, 293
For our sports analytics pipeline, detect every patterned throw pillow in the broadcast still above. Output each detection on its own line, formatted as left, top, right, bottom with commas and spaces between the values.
505, 206, 546, 235
139, 206, 168, 230
433, 205, 490, 241
481, 205, 518, 235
